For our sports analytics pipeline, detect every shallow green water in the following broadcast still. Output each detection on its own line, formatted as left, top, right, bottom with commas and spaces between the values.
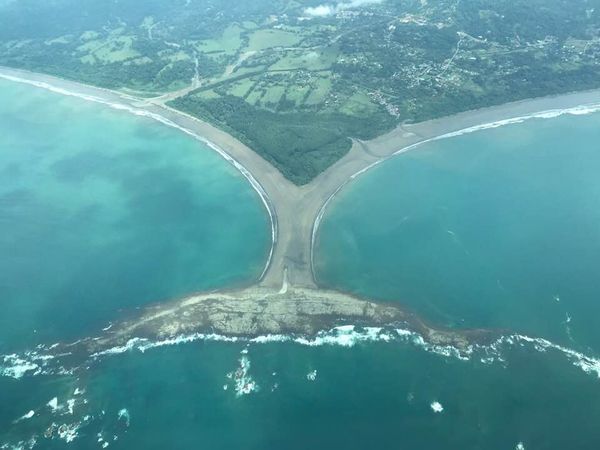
316, 112, 600, 353
2, 79, 600, 450
0, 78, 271, 351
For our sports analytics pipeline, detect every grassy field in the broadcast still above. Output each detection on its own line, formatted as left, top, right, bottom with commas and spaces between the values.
246, 29, 302, 51
78, 34, 140, 64
270, 48, 338, 71
196, 24, 245, 55
3, 0, 600, 183
305, 76, 332, 105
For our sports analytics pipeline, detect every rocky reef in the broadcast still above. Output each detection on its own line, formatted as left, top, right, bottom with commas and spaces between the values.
79, 287, 500, 355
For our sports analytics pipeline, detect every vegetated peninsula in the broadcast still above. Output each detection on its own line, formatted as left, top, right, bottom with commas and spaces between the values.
2, 0, 600, 184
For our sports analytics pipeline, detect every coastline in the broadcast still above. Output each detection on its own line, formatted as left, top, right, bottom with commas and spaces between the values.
2, 71, 600, 386
4, 283, 600, 387
3, 65, 600, 288
310, 97, 600, 280
44, 285, 506, 361
0, 66, 281, 282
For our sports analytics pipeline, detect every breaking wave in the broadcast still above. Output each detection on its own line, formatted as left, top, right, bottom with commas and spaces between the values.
2, 326, 599, 382
2, 326, 599, 448
391, 102, 600, 161
2, 391, 130, 450
434, 103, 600, 140
312, 101, 600, 263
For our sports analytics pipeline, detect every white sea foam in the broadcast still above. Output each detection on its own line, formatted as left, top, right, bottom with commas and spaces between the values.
89, 325, 474, 370
385, 104, 600, 160
117, 408, 131, 427
67, 399, 76, 415
310, 100, 600, 263
91, 326, 600, 382
430, 103, 600, 141
4, 323, 600, 389
57, 422, 80, 443
90, 338, 148, 356
0, 360, 39, 379
0, 351, 56, 378
0, 437, 37, 450
13, 410, 35, 424
294, 325, 397, 347
0, 345, 66, 379
306, 370, 317, 381
250, 334, 289, 344
430, 401, 444, 413
517, 335, 600, 378
227, 356, 259, 397
47, 397, 60, 412
90, 333, 240, 357
477, 333, 600, 380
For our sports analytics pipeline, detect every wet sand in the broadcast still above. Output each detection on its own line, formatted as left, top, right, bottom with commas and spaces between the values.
2, 66, 600, 343
3, 66, 600, 290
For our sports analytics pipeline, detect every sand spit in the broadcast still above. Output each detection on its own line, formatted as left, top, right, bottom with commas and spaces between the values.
0, 67, 281, 283
3, 66, 600, 289
3, 67, 600, 366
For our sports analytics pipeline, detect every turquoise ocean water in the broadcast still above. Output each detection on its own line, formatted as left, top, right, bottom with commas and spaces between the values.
0, 78, 271, 352
316, 111, 600, 352
2, 78, 600, 449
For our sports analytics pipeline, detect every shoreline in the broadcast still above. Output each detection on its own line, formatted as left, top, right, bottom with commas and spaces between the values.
0, 66, 280, 282
4, 284, 600, 387
3, 66, 600, 288
60, 285, 506, 358
310, 98, 600, 278
3, 69, 600, 382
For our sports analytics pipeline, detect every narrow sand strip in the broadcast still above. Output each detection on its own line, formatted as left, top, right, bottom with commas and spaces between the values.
2, 66, 600, 288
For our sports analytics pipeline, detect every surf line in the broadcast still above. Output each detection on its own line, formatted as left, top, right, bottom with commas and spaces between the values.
0, 71, 277, 281
3, 326, 600, 382
310, 100, 600, 274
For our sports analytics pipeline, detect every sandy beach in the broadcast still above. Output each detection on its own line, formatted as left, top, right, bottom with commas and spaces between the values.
2, 65, 600, 290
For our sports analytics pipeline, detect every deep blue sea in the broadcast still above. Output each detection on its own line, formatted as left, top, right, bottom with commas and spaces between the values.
2, 77, 600, 449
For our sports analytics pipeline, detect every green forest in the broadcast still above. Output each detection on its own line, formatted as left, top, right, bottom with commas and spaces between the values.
2, 0, 600, 183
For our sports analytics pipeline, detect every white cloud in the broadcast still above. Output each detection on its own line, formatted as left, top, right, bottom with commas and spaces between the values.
304, 5, 336, 17
303, 0, 385, 17
345, 0, 386, 7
